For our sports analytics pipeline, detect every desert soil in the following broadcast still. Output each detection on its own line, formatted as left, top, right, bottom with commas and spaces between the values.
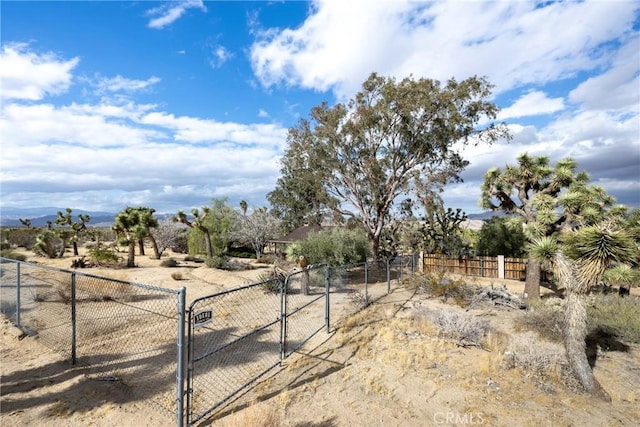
1, 247, 639, 427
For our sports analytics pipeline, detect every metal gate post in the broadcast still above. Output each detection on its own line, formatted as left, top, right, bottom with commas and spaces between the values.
325, 266, 330, 333
176, 287, 186, 427
16, 262, 21, 327
71, 272, 77, 365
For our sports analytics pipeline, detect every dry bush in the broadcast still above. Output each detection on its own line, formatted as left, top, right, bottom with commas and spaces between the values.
219, 403, 281, 427
160, 258, 179, 268
30, 269, 137, 303
171, 272, 183, 280
348, 290, 369, 310
423, 308, 491, 348
514, 299, 564, 342
504, 331, 566, 377
407, 271, 478, 307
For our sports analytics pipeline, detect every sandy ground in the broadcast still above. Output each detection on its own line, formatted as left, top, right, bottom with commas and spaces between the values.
1, 247, 639, 426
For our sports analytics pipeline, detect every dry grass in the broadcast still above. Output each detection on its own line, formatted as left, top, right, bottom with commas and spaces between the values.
218, 403, 281, 427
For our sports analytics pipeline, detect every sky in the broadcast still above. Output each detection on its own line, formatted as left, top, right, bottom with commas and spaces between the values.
1, 0, 639, 217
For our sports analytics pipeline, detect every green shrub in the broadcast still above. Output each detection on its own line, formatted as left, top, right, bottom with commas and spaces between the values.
205, 256, 227, 269
289, 228, 371, 266
88, 246, 121, 266
587, 294, 640, 343
516, 295, 640, 344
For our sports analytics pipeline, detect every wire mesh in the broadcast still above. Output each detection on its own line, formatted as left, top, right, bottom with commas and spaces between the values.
283, 266, 327, 357
0, 258, 183, 417
187, 280, 283, 425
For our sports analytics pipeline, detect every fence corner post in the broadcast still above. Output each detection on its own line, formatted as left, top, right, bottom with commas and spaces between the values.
176, 286, 186, 427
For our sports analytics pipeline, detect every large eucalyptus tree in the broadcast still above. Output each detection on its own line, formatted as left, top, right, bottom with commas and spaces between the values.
272, 72, 509, 257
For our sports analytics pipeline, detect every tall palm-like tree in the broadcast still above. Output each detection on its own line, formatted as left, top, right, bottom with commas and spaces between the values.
529, 220, 637, 400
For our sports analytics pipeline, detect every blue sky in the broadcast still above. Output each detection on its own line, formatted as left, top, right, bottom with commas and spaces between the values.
1, 0, 639, 216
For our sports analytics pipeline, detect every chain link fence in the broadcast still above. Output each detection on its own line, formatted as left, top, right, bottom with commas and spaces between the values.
0, 258, 186, 421
1, 254, 421, 426
327, 255, 419, 325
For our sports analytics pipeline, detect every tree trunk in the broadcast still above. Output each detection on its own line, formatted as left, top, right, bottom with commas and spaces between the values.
371, 233, 381, 260
204, 230, 214, 258
524, 258, 541, 303
149, 235, 160, 259
138, 239, 145, 256
72, 241, 79, 256
563, 293, 611, 401
127, 242, 136, 267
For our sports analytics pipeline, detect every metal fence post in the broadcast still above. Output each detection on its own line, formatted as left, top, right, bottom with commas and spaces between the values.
16, 262, 21, 328
364, 262, 369, 305
325, 266, 330, 333
71, 272, 77, 365
280, 276, 288, 360
176, 287, 186, 427
386, 258, 391, 294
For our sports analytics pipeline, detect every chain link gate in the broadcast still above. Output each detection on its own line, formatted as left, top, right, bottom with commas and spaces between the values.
185, 265, 329, 425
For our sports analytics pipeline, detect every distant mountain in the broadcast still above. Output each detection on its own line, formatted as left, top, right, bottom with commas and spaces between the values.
0, 207, 180, 227
466, 211, 508, 221
0, 207, 114, 227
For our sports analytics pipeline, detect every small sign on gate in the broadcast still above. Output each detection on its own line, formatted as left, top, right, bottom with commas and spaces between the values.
194, 310, 212, 328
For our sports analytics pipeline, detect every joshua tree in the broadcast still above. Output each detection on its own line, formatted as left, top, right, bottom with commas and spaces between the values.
55, 208, 90, 256
174, 207, 214, 258
481, 154, 617, 303
530, 219, 637, 400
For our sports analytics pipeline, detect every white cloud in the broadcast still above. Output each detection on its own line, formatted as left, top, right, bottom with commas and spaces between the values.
258, 109, 270, 118
499, 91, 564, 120
92, 75, 161, 95
139, 112, 287, 147
0, 43, 79, 101
569, 35, 640, 111
146, 0, 206, 29
209, 45, 233, 68
250, 0, 638, 99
